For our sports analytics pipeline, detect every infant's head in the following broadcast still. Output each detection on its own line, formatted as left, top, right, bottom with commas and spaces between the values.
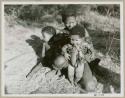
41, 26, 56, 42
70, 25, 86, 46
54, 56, 66, 66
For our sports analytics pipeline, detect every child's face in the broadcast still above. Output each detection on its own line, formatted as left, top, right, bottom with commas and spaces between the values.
70, 35, 82, 46
43, 32, 53, 42
65, 16, 77, 30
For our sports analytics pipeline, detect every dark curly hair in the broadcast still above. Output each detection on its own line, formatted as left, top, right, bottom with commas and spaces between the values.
70, 25, 85, 38
41, 26, 56, 35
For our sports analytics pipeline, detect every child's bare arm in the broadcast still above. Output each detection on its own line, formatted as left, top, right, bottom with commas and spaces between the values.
41, 43, 46, 58
85, 28, 90, 37
71, 48, 77, 66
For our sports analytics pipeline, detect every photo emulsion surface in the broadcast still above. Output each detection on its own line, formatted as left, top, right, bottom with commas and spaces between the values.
3, 3, 123, 96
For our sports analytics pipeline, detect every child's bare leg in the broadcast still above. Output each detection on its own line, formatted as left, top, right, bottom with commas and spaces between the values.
80, 63, 97, 92
68, 65, 75, 86
75, 62, 85, 84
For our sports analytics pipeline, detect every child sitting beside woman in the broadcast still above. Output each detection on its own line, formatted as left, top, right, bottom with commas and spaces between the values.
62, 25, 96, 86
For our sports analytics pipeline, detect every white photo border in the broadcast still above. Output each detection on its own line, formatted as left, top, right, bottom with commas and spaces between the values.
1, 1, 124, 97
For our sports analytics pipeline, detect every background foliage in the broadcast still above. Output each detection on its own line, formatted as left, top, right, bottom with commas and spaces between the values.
4, 4, 120, 63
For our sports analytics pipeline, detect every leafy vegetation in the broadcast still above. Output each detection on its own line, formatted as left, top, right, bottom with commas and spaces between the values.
4, 4, 120, 61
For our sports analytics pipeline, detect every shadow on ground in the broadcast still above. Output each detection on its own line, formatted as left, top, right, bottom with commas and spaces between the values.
89, 59, 120, 93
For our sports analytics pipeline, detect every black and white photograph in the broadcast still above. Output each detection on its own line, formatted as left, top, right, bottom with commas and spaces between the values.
1, 1, 124, 97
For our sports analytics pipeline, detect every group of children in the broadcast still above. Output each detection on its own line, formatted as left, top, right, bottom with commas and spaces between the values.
27, 14, 97, 92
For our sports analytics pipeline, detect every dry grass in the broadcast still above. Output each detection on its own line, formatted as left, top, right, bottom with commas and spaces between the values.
76, 11, 120, 32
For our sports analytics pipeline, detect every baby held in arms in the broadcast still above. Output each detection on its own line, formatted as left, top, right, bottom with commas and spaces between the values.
62, 25, 95, 86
